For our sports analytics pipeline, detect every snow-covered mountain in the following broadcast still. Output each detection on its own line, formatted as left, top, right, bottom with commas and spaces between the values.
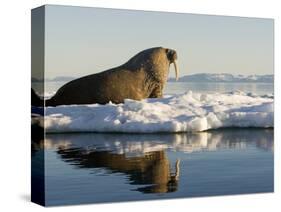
169, 73, 273, 83
47, 76, 76, 82
32, 76, 76, 82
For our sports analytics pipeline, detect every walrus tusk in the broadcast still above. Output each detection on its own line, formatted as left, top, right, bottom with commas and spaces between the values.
173, 60, 179, 81
174, 159, 180, 180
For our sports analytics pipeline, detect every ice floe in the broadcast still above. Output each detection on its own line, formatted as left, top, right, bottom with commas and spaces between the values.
43, 91, 273, 133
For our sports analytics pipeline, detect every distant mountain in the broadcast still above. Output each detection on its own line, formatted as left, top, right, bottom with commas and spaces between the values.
31, 77, 42, 82
169, 73, 273, 83
47, 76, 76, 82
31, 76, 76, 82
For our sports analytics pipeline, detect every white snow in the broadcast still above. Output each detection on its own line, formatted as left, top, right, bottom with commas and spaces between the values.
43, 91, 273, 133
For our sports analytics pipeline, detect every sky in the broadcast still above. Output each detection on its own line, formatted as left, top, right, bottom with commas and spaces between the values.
41, 5, 273, 79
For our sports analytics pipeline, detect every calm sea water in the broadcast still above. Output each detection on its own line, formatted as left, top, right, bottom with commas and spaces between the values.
31, 81, 274, 206
164, 82, 273, 95
31, 129, 273, 206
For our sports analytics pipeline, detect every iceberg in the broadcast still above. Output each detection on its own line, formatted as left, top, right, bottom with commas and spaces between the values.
43, 91, 273, 133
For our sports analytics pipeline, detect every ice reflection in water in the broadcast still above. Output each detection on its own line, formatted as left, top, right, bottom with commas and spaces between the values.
31, 128, 273, 206
31, 129, 273, 196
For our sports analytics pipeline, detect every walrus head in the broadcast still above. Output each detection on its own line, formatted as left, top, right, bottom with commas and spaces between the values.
166, 48, 179, 81
125, 47, 179, 83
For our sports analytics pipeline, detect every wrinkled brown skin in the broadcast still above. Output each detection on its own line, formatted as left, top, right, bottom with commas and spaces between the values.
46, 47, 178, 106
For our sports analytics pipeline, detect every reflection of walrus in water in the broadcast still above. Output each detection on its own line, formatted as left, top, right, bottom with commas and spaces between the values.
31, 47, 179, 106
57, 147, 180, 193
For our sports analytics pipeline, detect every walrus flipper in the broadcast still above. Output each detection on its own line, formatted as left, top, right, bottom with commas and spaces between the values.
31, 88, 44, 107
149, 86, 163, 98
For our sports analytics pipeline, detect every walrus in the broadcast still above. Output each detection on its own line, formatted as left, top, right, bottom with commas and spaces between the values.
32, 47, 179, 106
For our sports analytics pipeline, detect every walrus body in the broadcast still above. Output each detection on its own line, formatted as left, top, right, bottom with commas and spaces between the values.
32, 47, 179, 106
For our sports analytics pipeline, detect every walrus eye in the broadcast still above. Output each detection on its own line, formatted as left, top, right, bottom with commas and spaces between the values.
166, 49, 176, 62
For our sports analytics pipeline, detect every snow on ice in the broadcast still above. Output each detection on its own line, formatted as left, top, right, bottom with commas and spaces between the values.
43, 91, 273, 133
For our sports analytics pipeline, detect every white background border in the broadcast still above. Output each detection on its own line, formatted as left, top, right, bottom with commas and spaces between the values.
0, 0, 279, 211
